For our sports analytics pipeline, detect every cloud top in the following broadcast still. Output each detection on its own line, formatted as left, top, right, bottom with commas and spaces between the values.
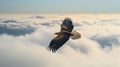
0, 14, 120, 67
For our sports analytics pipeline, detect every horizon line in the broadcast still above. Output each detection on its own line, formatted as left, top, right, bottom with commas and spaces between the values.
1, 12, 120, 14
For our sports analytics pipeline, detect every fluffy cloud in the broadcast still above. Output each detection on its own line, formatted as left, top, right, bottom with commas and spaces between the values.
30, 15, 46, 19
0, 19, 36, 36
0, 14, 120, 67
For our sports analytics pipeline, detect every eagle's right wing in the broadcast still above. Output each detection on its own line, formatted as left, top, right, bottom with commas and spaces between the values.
62, 18, 74, 32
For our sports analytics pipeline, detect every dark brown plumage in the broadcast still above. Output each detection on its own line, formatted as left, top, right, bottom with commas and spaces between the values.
48, 18, 74, 52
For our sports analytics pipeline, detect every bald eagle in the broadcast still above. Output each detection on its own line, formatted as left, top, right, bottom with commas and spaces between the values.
48, 18, 80, 52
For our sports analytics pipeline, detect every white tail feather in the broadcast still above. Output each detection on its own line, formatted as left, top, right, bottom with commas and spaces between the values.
71, 30, 81, 40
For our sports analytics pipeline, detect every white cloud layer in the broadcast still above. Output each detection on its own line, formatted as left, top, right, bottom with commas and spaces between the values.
0, 14, 120, 67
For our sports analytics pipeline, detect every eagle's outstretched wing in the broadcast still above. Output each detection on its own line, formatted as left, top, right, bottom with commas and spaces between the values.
48, 18, 74, 52
62, 18, 74, 32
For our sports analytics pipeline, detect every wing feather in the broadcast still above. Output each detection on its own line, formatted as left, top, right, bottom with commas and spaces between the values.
53, 33, 65, 41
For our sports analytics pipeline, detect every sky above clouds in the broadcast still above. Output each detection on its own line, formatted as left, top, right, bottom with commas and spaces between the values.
0, 0, 120, 13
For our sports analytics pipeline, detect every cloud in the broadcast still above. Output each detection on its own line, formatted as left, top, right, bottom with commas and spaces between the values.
73, 22, 83, 27
29, 15, 57, 19
0, 19, 36, 36
0, 14, 120, 67
30, 15, 46, 19
40, 20, 61, 26
98, 18, 120, 25
0, 34, 120, 67
91, 34, 120, 48
2, 20, 17, 23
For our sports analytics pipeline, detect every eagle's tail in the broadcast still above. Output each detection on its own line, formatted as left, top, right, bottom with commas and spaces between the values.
71, 30, 81, 40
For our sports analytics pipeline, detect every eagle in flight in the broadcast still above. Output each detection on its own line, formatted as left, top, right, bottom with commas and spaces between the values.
48, 18, 80, 52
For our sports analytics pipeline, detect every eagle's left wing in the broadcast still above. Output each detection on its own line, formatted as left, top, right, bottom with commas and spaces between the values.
48, 33, 69, 52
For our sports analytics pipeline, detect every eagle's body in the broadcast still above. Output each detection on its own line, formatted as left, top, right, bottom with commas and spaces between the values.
48, 18, 74, 52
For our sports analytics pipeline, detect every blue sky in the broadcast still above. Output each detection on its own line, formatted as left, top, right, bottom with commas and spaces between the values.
0, 0, 120, 13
